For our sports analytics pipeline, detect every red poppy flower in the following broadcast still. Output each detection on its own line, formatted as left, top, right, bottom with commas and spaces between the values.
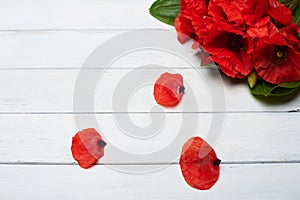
268, 0, 280, 7
71, 128, 106, 169
267, 4, 292, 26
175, 13, 198, 43
202, 19, 253, 78
154, 72, 185, 107
247, 16, 274, 38
175, 0, 208, 44
173, 0, 299, 84
208, 0, 244, 28
180, 137, 221, 190
251, 33, 300, 84
214, 0, 270, 25
281, 24, 300, 52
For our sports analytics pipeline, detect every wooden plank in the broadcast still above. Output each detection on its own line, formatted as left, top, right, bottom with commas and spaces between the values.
0, 113, 299, 163
0, 31, 195, 69
0, 0, 167, 30
0, 164, 299, 200
0, 69, 299, 113
0, 31, 119, 68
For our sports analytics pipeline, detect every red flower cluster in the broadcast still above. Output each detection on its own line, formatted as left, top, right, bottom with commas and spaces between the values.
175, 0, 300, 84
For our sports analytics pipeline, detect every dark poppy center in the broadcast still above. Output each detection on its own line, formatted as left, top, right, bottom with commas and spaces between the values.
178, 86, 185, 94
273, 45, 287, 59
97, 140, 107, 147
228, 34, 243, 52
213, 159, 221, 166
272, 45, 288, 65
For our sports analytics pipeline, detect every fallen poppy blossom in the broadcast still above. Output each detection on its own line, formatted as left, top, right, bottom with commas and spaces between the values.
71, 128, 106, 169
180, 137, 220, 190
154, 72, 185, 107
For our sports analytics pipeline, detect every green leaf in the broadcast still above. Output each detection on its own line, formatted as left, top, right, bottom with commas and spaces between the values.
149, 0, 180, 26
294, 5, 300, 25
249, 80, 300, 97
279, 81, 300, 88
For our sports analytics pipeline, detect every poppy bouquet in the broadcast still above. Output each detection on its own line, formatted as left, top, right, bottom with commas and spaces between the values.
150, 0, 300, 97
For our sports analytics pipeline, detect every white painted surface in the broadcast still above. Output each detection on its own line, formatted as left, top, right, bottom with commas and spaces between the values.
0, 0, 166, 30
0, 164, 299, 200
0, 31, 118, 68
0, 69, 299, 112
0, 113, 299, 164
0, 0, 299, 199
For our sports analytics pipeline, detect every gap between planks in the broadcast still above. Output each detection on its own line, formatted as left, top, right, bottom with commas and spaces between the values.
0, 67, 206, 70
0, 28, 172, 32
1, 161, 300, 166
0, 111, 298, 115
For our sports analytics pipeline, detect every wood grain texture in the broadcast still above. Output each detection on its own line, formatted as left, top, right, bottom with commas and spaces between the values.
0, 69, 299, 113
0, 113, 299, 163
0, 0, 166, 30
0, 164, 299, 200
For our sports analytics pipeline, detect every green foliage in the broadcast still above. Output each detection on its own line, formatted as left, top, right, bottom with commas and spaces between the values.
149, 0, 180, 26
278, 0, 300, 24
294, 5, 300, 24
249, 80, 300, 97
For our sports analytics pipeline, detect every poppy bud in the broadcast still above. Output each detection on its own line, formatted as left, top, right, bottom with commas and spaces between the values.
71, 128, 106, 169
154, 72, 185, 107
180, 137, 220, 190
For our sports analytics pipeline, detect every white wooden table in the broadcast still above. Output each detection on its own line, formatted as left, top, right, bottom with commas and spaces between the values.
0, 1, 299, 199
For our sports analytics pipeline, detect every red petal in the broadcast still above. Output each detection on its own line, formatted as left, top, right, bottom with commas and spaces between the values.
268, 5, 292, 26
281, 24, 300, 52
175, 0, 208, 44
175, 13, 196, 43
268, 0, 280, 7
247, 16, 271, 38
209, 1, 244, 27
211, 50, 253, 78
